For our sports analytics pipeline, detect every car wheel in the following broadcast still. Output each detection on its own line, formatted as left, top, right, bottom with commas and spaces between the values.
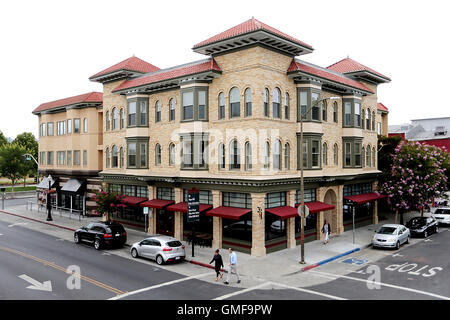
436, 225, 439, 234
424, 230, 428, 238
94, 239, 101, 250
396, 241, 400, 250
156, 255, 164, 265
74, 233, 80, 244
131, 248, 139, 258
406, 236, 409, 244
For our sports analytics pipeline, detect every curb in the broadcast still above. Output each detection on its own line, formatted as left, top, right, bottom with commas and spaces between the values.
0, 210, 76, 232
187, 259, 226, 273
300, 243, 372, 272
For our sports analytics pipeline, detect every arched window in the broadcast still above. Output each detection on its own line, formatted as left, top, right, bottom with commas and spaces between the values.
273, 88, 281, 119
120, 147, 124, 168
366, 109, 370, 130
112, 108, 118, 130
218, 93, 225, 119
155, 144, 161, 165
264, 141, 270, 169
366, 146, 371, 167
372, 147, 376, 167
244, 88, 252, 117
273, 139, 282, 170
155, 101, 161, 122
169, 99, 175, 121
264, 88, 269, 117
105, 147, 110, 168
322, 100, 327, 122
229, 87, 240, 118
333, 143, 338, 166
230, 139, 240, 169
106, 111, 110, 131
245, 142, 252, 170
120, 108, 124, 129
284, 92, 290, 120
372, 111, 376, 131
284, 143, 290, 170
333, 102, 338, 123
219, 143, 225, 169
362, 146, 365, 167
322, 143, 328, 166
112, 145, 118, 168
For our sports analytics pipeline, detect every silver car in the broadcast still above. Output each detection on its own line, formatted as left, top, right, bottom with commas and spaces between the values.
130, 234, 185, 265
372, 224, 410, 249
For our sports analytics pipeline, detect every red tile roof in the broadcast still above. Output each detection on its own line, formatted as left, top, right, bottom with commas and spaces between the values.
89, 56, 160, 80
288, 60, 374, 93
327, 57, 391, 81
112, 58, 221, 93
33, 92, 103, 114
377, 102, 389, 112
193, 17, 312, 50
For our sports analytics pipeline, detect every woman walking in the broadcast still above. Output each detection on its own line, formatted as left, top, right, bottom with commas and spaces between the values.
322, 219, 331, 244
209, 249, 224, 281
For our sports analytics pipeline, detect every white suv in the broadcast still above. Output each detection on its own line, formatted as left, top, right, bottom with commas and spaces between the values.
432, 207, 450, 225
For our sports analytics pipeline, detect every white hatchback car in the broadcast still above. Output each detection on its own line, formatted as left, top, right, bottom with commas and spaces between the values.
130, 234, 185, 265
372, 224, 410, 250
432, 207, 450, 225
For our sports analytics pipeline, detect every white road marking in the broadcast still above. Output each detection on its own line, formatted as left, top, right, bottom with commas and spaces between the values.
8, 222, 28, 228
213, 282, 272, 300
392, 253, 403, 257
0, 233, 3, 236
18, 274, 52, 292
101, 252, 111, 256
424, 239, 433, 242
108, 272, 211, 300
56, 239, 64, 241
310, 270, 450, 300
270, 282, 347, 300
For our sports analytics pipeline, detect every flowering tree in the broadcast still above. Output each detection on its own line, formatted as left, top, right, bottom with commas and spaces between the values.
380, 141, 449, 224
93, 190, 127, 221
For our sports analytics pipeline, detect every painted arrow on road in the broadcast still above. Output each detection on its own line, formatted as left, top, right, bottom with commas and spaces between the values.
8, 222, 28, 228
18, 275, 52, 292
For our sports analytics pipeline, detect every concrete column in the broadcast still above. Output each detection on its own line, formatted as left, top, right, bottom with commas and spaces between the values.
316, 187, 326, 240
173, 187, 183, 241
337, 184, 344, 234
372, 181, 379, 225
286, 190, 297, 248
147, 185, 156, 234
212, 190, 222, 249
251, 193, 266, 257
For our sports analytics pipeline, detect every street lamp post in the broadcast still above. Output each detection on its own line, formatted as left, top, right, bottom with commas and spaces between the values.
46, 174, 53, 221
23, 153, 39, 208
299, 96, 339, 264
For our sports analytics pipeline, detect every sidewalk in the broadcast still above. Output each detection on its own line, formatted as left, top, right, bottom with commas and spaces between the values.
0, 204, 424, 281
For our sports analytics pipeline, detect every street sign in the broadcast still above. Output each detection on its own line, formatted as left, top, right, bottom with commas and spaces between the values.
143, 207, 149, 215
187, 189, 200, 223
297, 204, 310, 218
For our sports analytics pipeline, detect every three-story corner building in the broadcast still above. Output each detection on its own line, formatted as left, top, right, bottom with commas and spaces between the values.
32, 92, 104, 214
35, 18, 391, 256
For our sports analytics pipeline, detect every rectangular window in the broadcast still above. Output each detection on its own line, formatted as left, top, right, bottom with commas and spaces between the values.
311, 92, 320, 121
377, 122, 382, 135
136, 186, 148, 198
57, 151, 65, 165
344, 102, 351, 126
265, 192, 286, 209
40, 123, 46, 137
354, 103, 361, 127
140, 101, 147, 125
345, 142, 351, 166
47, 122, 54, 136
157, 187, 174, 201
57, 121, 66, 135
311, 140, 319, 167
128, 101, 136, 126
123, 185, 135, 196
83, 150, 87, 166
354, 142, 361, 166
222, 192, 252, 209
83, 118, 88, 133
184, 190, 213, 204
182, 138, 193, 167
302, 140, 308, 168
73, 150, 80, 165
47, 151, 53, 165
67, 119, 72, 134
295, 189, 317, 204
300, 91, 307, 119
183, 91, 194, 120
74, 119, 80, 133
198, 91, 206, 119
67, 151, 72, 166
128, 143, 136, 167
140, 143, 147, 167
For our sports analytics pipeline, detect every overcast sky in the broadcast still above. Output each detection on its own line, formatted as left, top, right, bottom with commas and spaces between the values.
1, 0, 449, 139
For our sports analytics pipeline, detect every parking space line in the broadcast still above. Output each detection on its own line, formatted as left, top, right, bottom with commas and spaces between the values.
109, 272, 211, 300
213, 282, 272, 300
309, 270, 450, 300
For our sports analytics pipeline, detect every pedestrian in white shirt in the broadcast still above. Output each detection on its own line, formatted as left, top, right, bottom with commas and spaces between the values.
224, 248, 240, 285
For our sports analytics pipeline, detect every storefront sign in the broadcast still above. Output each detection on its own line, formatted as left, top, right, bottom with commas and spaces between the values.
143, 207, 149, 215
187, 189, 200, 223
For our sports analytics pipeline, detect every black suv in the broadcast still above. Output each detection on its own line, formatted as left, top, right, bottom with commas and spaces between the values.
74, 221, 127, 250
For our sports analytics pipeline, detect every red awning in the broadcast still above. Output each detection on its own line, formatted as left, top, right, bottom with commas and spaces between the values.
265, 206, 298, 220
140, 199, 174, 209
205, 206, 251, 220
344, 192, 387, 205
295, 201, 335, 213
122, 196, 147, 206
166, 202, 213, 213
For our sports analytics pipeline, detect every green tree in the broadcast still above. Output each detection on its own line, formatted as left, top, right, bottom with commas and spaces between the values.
377, 134, 402, 187
0, 143, 28, 193
13, 132, 38, 185
92, 190, 126, 221
0, 130, 8, 147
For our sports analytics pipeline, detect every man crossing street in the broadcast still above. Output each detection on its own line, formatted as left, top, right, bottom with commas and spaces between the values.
224, 248, 241, 285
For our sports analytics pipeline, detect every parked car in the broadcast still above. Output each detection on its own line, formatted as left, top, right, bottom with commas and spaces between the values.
130, 234, 185, 265
432, 207, 450, 225
406, 216, 438, 238
270, 220, 286, 233
74, 221, 127, 250
372, 224, 410, 250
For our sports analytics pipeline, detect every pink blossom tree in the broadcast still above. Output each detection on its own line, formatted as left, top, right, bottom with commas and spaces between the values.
93, 190, 126, 222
